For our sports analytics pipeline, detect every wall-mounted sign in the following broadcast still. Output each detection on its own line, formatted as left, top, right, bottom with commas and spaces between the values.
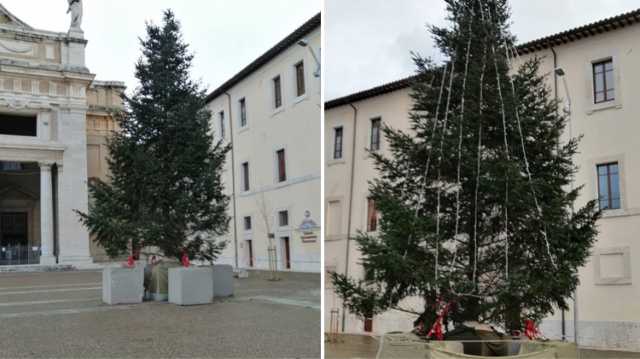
298, 210, 319, 243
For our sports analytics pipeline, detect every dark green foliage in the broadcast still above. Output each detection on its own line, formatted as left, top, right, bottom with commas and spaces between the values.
77, 10, 230, 263
332, 0, 600, 332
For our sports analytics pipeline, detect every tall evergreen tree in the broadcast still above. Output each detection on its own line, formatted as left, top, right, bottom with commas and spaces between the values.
78, 10, 230, 263
332, 0, 600, 333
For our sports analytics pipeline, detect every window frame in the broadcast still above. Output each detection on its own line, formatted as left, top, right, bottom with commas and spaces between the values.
294, 61, 306, 97
592, 59, 615, 104
276, 148, 287, 183
367, 198, 378, 232
597, 162, 621, 210
278, 210, 289, 228
273, 75, 283, 109
219, 110, 225, 139
239, 98, 247, 128
0, 161, 23, 172
334, 127, 344, 160
243, 216, 252, 232
370, 117, 381, 151
241, 162, 250, 192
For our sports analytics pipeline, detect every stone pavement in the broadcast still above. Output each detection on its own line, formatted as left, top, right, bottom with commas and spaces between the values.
325, 334, 640, 359
0, 270, 320, 358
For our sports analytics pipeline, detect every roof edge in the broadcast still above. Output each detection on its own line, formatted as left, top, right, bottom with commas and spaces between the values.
325, 75, 417, 110
327, 8, 640, 108
517, 8, 640, 54
206, 12, 320, 103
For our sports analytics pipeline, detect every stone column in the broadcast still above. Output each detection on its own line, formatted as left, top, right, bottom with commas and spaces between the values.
39, 162, 56, 265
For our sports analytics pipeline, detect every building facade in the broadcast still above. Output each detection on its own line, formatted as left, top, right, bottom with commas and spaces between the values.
325, 9, 640, 351
207, 14, 321, 273
0, 5, 124, 266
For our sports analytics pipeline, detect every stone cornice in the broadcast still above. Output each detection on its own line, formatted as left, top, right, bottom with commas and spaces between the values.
0, 24, 87, 45
0, 93, 89, 111
0, 59, 93, 80
0, 140, 66, 163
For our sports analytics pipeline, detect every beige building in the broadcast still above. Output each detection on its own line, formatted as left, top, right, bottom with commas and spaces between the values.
207, 14, 321, 273
325, 9, 640, 351
0, 4, 124, 266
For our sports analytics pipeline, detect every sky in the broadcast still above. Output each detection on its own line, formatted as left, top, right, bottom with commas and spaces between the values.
325, 0, 640, 100
2, 0, 319, 94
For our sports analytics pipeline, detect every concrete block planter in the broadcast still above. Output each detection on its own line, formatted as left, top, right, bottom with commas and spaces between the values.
102, 265, 145, 305
212, 265, 234, 298
168, 266, 214, 306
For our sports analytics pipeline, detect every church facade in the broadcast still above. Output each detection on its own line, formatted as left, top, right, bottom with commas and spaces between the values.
0, 4, 124, 266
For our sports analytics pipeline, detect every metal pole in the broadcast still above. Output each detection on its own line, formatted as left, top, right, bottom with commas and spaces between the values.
225, 93, 239, 270
341, 103, 358, 332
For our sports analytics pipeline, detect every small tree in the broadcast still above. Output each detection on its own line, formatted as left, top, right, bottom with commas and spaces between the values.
256, 193, 280, 280
332, 0, 600, 334
78, 10, 230, 263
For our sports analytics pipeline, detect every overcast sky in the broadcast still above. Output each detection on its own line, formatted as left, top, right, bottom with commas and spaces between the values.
2, 0, 319, 94
326, 0, 640, 100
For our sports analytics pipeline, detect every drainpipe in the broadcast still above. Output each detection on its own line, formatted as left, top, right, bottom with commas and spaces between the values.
550, 47, 567, 342
225, 93, 239, 269
341, 103, 358, 332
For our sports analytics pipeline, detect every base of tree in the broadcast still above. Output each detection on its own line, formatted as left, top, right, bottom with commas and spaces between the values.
376, 333, 576, 359
364, 318, 373, 333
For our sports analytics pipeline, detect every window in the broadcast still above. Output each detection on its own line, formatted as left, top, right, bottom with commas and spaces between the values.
241, 162, 250, 192
239, 98, 247, 127
0, 114, 37, 137
597, 163, 620, 210
364, 266, 376, 281
219, 111, 225, 138
593, 60, 614, 104
327, 200, 342, 236
0, 162, 22, 171
276, 149, 286, 182
370, 118, 381, 151
243, 216, 252, 231
278, 210, 289, 227
295, 61, 306, 97
247, 240, 254, 267
367, 198, 378, 232
273, 76, 282, 108
334, 127, 343, 159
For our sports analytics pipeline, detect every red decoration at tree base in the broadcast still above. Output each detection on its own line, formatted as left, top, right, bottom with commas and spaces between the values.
427, 300, 452, 341
525, 320, 540, 340
181, 252, 190, 268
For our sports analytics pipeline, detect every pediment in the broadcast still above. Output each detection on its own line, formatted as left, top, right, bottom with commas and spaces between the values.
0, 186, 37, 201
0, 4, 32, 30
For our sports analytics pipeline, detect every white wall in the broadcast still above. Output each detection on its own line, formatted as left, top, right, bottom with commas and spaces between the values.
325, 88, 420, 333
208, 27, 321, 273
516, 23, 640, 351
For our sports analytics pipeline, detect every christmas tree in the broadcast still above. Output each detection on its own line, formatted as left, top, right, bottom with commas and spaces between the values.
77, 10, 230, 263
331, 0, 600, 334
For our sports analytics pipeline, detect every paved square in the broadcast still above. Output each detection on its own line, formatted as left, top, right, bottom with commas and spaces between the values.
0, 270, 320, 358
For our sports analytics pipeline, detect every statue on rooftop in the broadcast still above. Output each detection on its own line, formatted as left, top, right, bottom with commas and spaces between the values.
67, 0, 82, 30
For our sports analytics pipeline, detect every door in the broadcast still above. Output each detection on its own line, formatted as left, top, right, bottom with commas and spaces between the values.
247, 240, 253, 267
282, 237, 291, 270
0, 213, 28, 264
